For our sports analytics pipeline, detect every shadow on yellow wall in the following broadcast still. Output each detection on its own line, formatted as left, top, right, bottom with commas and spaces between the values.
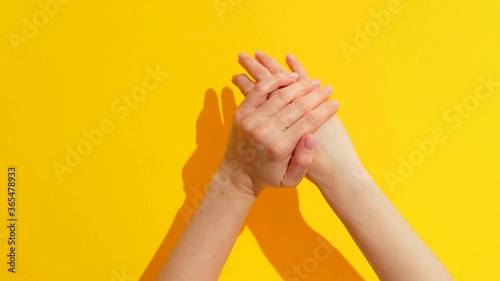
140, 88, 364, 280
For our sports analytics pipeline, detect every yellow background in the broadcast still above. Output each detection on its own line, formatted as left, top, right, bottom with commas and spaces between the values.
1, 0, 499, 280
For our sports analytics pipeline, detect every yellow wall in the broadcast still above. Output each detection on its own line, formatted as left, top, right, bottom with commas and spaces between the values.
1, 0, 499, 280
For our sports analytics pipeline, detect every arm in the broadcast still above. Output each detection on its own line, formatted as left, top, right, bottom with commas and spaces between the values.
233, 51, 452, 281
157, 167, 255, 281
158, 70, 338, 280
313, 158, 453, 281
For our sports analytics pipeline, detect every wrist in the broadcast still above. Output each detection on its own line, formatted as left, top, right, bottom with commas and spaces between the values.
310, 163, 377, 202
214, 160, 259, 198
308, 161, 369, 190
198, 163, 256, 219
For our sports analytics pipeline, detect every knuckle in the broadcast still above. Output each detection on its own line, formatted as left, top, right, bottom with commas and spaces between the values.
252, 83, 265, 95
304, 112, 320, 127
274, 73, 288, 85
240, 115, 255, 134
255, 68, 269, 79
271, 115, 286, 129
277, 72, 288, 80
252, 127, 272, 143
275, 90, 287, 101
293, 98, 308, 114
268, 143, 285, 159
242, 85, 253, 96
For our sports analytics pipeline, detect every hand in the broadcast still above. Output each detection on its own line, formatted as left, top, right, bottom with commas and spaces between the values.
232, 52, 366, 189
223, 69, 339, 196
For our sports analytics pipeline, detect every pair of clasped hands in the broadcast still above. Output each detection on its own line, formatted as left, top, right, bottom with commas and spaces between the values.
159, 52, 452, 281
225, 51, 362, 195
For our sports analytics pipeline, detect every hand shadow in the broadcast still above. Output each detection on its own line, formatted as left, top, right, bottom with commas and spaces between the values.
139, 88, 364, 280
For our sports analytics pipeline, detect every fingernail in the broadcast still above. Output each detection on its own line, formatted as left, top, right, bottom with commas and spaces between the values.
323, 85, 333, 93
287, 72, 299, 79
305, 135, 317, 151
255, 50, 264, 57
331, 100, 340, 107
287, 53, 296, 61
311, 79, 321, 87
238, 52, 248, 60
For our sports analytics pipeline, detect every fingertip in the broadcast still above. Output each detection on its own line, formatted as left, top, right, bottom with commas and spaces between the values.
255, 50, 265, 58
231, 74, 240, 85
304, 134, 317, 151
238, 52, 249, 60
286, 53, 296, 61
329, 100, 341, 116
323, 85, 333, 93
287, 72, 299, 79
311, 79, 321, 87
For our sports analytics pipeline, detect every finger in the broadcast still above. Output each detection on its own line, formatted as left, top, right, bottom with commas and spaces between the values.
238, 52, 272, 82
285, 100, 340, 142
273, 86, 333, 130
281, 134, 316, 187
286, 53, 311, 81
221, 87, 237, 127
257, 79, 321, 117
232, 74, 255, 97
240, 72, 299, 110
255, 51, 287, 76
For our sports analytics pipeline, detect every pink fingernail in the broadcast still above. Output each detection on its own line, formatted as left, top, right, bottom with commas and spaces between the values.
238, 52, 248, 60
287, 72, 299, 79
255, 50, 264, 57
305, 135, 317, 151
323, 85, 333, 93
331, 100, 340, 107
311, 79, 321, 87
287, 53, 296, 61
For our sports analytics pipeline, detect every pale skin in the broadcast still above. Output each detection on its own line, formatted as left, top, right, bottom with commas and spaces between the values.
158, 69, 338, 280
158, 52, 453, 281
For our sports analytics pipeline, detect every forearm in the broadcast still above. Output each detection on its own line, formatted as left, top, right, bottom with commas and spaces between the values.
158, 168, 255, 281
315, 169, 452, 281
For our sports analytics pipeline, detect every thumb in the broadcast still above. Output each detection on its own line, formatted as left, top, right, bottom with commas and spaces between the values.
281, 134, 316, 187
